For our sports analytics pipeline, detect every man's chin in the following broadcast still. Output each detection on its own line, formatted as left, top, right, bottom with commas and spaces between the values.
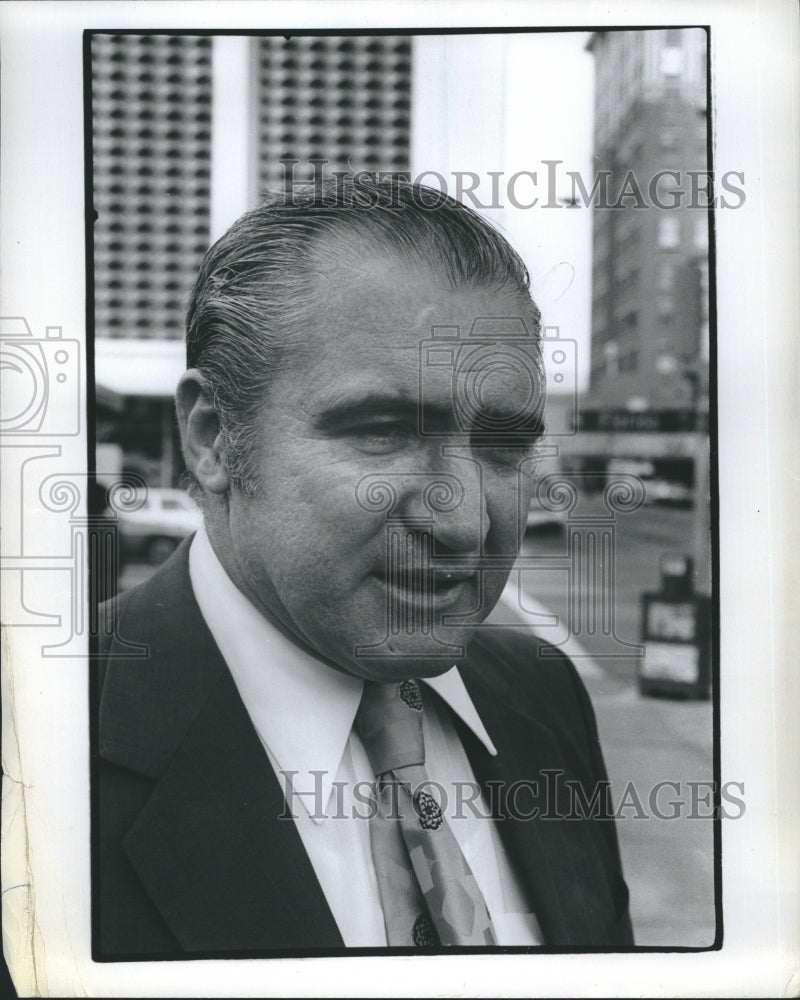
342, 626, 476, 682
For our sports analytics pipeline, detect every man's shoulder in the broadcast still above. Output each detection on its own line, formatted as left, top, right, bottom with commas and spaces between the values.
469, 625, 573, 673
462, 627, 602, 760
98, 537, 195, 649
95, 534, 216, 709
466, 627, 589, 708
95, 535, 228, 777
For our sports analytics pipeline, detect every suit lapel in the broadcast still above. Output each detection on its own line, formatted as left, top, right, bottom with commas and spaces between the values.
457, 645, 619, 947
99, 541, 343, 951
100, 543, 625, 951
121, 667, 343, 951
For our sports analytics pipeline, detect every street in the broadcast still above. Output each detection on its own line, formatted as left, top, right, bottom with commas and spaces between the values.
516, 498, 709, 683
506, 500, 716, 947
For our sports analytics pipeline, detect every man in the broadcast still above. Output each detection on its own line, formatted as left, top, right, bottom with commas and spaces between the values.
94, 177, 632, 957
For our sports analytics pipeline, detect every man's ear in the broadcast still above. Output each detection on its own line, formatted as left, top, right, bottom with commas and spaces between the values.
176, 370, 230, 495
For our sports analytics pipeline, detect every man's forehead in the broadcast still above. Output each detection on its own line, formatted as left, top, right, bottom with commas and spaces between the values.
261, 240, 541, 412
299, 315, 543, 427
305, 236, 528, 318
293, 304, 539, 384
302, 273, 528, 351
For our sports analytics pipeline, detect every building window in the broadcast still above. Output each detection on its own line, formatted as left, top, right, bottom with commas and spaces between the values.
92, 34, 213, 340
255, 36, 412, 191
604, 340, 619, 377
622, 310, 638, 334
658, 216, 681, 249
621, 224, 642, 248
660, 46, 684, 77
657, 262, 675, 291
591, 359, 606, 383
616, 267, 640, 295
660, 128, 677, 149
694, 216, 709, 250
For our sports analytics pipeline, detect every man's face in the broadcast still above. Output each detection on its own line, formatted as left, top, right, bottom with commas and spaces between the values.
223, 253, 543, 681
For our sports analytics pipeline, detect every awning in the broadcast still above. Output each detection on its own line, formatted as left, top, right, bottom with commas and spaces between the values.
94, 338, 187, 398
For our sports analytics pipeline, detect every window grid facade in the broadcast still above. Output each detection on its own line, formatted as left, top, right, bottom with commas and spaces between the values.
254, 35, 412, 193
587, 28, 709, 408
92, 34, 213, 341
91, 35, 413, 341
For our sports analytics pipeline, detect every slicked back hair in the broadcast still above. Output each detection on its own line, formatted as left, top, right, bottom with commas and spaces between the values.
184, 175, 542, 496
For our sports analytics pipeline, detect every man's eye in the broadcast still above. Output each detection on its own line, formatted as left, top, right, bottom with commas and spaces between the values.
347, 422, 413, 454
472, 430, 541, 462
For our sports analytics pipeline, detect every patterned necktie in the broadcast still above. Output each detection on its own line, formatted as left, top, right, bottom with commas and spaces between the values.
355, 679, 497, 946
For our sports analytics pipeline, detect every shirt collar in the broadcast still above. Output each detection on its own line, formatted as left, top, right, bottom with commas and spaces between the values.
188, 524, 497, 823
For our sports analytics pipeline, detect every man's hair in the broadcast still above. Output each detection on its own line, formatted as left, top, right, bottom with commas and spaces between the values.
185, 175, 542, 496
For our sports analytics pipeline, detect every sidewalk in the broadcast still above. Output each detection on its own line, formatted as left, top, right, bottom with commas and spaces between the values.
583, 672, 715, 947
493, 586, 717, 947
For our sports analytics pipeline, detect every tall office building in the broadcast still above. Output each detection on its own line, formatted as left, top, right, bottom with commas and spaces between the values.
91, 34, 214, 342
91, 34, 412, 343
586, 29, 709, 413
254, 36, 411, 193
91, 33, 412, 485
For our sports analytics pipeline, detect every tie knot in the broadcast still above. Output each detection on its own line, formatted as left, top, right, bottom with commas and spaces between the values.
355, 680, 425, 776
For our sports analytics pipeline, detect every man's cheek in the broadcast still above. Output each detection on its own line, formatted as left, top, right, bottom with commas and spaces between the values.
487, 494, 527, 549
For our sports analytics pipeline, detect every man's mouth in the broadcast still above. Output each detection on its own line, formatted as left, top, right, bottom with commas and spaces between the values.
435, 569, 476, 589
377, 567, 478, 611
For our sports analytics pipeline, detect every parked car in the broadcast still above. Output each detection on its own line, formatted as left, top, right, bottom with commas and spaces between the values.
642, 479, 694, 507
526, 501, 567, 534
115, 487, 203, 565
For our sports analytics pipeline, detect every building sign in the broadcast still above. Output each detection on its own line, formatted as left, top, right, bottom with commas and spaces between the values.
575, 409, 706, 433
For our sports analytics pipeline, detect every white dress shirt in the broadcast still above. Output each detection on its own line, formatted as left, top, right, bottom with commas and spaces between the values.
189, 525, 541, 946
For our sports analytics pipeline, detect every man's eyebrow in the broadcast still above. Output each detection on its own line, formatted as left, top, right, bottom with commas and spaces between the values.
314, 392, 416, 426
311, 391, 544, 436
312, 392, 452, 430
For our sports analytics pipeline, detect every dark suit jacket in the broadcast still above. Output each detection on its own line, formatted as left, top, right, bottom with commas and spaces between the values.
93, 539, 633, 958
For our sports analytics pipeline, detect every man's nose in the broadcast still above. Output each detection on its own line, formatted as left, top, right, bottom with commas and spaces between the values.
401, 453, 489, 555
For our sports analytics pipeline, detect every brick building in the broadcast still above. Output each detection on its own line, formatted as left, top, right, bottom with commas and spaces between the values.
574, 28, 710, 488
